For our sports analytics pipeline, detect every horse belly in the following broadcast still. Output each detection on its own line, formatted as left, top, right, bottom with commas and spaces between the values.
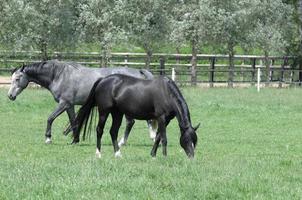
117, 100, 155, 120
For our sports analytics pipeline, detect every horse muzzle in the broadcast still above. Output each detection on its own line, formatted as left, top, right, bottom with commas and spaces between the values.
8, 94, 16, 101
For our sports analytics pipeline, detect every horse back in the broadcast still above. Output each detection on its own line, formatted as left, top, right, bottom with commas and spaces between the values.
95, 75, 171, 119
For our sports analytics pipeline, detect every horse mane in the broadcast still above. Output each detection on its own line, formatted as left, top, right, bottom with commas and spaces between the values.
22, 60, 79, 78
165, 77, 191, 128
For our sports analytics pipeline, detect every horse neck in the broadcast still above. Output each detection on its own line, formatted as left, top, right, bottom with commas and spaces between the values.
25, 66, 54, 89
167, 81, 192, 131
173, 99, 192, 132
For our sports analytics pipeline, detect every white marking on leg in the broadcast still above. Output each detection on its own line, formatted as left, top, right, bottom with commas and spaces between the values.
45, 137, 52, 144
149, 126, 157, 140
115, 150, 122, 158
96, 148, 101, 159
149, 120, 158, 140
118, 137, 126, 147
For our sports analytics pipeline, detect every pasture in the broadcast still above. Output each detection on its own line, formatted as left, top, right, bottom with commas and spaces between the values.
0, 87, 302, 199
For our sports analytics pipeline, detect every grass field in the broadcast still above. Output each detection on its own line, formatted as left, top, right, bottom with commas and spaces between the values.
0, 87, 302, 199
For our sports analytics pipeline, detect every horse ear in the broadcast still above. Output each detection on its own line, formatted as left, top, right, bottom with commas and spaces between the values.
10, 67, 18, 74
194, 123, 200, 131
20, 65, 25, 72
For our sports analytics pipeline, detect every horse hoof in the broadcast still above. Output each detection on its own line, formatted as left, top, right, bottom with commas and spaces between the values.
45, 138, 52, 144
96, 153, 101, 159
96, 149, 101, 159
70, 141, 78, 145
115, 150, 122, 158
71, 139, 79, 145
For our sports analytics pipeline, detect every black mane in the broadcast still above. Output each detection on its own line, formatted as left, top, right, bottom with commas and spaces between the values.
20, 60, 73, 88
166, 77, 192, 129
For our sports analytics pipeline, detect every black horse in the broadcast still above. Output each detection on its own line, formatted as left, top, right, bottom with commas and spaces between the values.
72, 74, 199, 158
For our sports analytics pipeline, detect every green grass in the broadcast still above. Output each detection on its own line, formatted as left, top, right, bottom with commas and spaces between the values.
0, 87, 302, 199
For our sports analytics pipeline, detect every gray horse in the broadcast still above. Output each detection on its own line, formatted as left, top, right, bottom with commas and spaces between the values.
7, 60, 157, 144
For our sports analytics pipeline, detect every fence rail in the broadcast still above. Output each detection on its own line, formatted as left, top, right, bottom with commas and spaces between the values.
0, 50, 301, 87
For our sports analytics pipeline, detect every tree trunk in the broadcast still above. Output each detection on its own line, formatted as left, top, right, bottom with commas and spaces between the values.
264, 51, 270, 86
191, 40, 197, 86
299, 0, 302, 40
40, 39, 48, 61
176, 47, 181, 65
99, 41, 111, 68
143, 44, 152, 70
100, 49, 108, 68
228, 43, 235, 88
298, 0, 302, 83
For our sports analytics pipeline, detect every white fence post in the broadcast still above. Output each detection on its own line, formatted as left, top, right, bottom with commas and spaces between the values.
124, 55, 128, 67
257, 67, 261, 92
172, 68, 176, 81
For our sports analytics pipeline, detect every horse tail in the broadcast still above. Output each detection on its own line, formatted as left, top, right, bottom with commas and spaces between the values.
139, 69, 154, 80
74, 78, 103, 141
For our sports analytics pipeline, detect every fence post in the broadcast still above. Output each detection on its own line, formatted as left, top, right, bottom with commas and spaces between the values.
257, 67, 261, 92
290, 58, 295, 84
209, 57, 215, 87
271, 59, 275, 82
279, 57, 287, 88
251, 58, 256, 86
191, 43, 197, 86
54, 52, 62, 61
172, 68, 176, 81
159, 56, 165, 75
124, 55, 129, 67
228, 55, 234, 88
299, 58, 302, 86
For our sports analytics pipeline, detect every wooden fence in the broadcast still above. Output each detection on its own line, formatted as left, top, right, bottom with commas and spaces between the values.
0, 50, 301, 87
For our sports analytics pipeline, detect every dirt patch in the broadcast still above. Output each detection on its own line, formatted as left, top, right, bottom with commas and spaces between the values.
0, 76, 11, 84
0, 76, 11, 87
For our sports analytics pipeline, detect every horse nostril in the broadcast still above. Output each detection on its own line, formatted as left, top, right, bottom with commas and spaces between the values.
8, 94, 16, 101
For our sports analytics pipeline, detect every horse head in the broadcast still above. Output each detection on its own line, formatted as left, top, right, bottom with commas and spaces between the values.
180, 123, 200, 158
8, 65, 29, 101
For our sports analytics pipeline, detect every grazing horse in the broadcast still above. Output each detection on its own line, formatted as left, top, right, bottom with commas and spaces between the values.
72, 74, 199, 158
7, 60, 156, 144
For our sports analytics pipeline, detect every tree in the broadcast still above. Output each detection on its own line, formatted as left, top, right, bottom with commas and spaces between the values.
248, 0, 294, 85
119, 0, 170, 69
25, 0, 78, 60
169, 0, 216, 85
77, 0, 123, 67
208, 0, 256, 87
0, 0, 31, 50
0, 0, 78, 60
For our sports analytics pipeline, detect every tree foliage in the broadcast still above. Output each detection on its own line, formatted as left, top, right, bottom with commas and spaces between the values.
117, 0, 170, 68
0, 0, 77, 60
77, 0, 123, 66
0, 0, 300, 61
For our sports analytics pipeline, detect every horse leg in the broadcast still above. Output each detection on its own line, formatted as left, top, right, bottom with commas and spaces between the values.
150, 116, 167, 157
147, 120, 158, 141
110, 111, 124, 158
159, 122, 167, 156
96, 111, 109, 158
65, 106, 79, 144
150, 133, 161, 157
45, 102, 69, 144
118, 115, 135, 147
